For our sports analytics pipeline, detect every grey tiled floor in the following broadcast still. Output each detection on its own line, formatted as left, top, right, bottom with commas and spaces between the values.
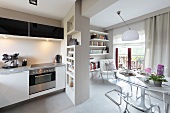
0, 73, 168, 113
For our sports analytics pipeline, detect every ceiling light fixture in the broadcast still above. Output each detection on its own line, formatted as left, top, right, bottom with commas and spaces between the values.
29, 0, 37, 6
117, 11, 139, 41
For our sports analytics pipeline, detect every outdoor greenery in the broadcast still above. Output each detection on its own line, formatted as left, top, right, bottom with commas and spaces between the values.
149, 72, 168, 82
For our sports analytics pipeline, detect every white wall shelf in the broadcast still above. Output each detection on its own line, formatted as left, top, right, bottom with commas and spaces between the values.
68, 67, 74, 73
90, 39, 109, 42
67, 29, 79, 35
67, 56, 74, 60
90, 53, 109, 56
89, 30, 109, 57
67, 61, 72, 65
66, 71, 74, 78
68, 51, 74, 54
90, 30, 108, 35
90, 46, 106, 48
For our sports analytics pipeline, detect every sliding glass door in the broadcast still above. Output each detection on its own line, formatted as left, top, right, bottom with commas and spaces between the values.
116, 46, 145, 70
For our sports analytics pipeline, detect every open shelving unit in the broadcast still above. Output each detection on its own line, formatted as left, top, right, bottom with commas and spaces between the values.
64, 1, 89, 105
90, 53, 109, 56
89, 30, 109, 72
89, 30, 109, 56
66, 45, 87, 105
66, 45, 76, 104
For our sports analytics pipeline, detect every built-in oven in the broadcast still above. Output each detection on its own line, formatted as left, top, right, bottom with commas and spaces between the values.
29, 67, 56, 95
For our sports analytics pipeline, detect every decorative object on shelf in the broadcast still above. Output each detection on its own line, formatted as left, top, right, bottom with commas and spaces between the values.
117, 11, 139, 41
149, 72, 168, 87
102, 48, 107, 54
104, 35, 108, 40
68, 38, 79, 45
69, 77, 74, 87
91, 34, 97, 39
99, 35, 104, 39
106, 47, 109, 53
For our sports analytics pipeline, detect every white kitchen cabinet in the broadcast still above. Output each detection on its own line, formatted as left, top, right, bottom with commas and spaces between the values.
0, 71, 29, 108
55, 66, 66, 90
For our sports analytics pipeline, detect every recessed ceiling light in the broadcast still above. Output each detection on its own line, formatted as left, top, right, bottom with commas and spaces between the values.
29, 0, 37, 6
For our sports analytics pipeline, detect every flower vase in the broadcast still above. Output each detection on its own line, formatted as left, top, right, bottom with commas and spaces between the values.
154, 81, 162, 87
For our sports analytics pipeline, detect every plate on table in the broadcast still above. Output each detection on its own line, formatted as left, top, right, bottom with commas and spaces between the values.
119, 70, 136, 77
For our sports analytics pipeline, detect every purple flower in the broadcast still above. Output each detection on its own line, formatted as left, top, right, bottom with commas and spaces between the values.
145, 68, 151, 74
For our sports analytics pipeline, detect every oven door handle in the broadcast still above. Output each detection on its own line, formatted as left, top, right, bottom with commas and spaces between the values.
35, 73, 52, 78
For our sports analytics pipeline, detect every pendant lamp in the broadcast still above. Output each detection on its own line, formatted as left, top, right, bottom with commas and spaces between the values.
117, 11, 139, 41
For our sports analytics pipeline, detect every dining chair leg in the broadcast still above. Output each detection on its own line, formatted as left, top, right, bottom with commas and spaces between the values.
136, 87, 139, 99
100, 73, 104, 83
130, 85, 133, 97
105, 88, 123, 106
163, 93, 169, 113
123, 92, 130, 113
112, 72, 115, 78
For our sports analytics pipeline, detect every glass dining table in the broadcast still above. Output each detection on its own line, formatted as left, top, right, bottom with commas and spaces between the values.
114, 73, 170, 113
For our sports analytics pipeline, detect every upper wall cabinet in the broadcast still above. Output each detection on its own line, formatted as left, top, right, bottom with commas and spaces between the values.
30, 23, 64, 39
0, 17, 28, 36
0, 17, 64, 40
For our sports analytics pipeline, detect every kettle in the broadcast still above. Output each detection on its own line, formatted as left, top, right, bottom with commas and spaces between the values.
55, 55, 62, 63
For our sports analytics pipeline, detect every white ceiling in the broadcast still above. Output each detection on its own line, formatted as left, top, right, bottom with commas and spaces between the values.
0, 0, 76, 20
90, 0, 170, 28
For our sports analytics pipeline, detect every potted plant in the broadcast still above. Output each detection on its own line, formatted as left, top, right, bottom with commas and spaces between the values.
149, 72, 168, 87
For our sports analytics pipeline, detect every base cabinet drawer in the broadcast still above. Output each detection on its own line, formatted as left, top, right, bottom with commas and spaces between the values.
0, 71, 29, 108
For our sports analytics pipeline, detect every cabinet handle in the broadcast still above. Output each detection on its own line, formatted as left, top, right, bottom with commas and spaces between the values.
35, 73, 52, 78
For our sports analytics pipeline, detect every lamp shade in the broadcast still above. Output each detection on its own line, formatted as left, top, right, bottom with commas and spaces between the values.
122, 30, 139, 41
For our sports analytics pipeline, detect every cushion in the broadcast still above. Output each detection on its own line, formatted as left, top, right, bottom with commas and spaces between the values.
105, 61, 116, 71
100, 59, 116, 71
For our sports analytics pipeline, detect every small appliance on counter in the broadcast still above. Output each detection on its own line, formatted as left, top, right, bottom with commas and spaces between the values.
2, 53, 19, 69
55, 54, 62, 63
22, 59, 27, 66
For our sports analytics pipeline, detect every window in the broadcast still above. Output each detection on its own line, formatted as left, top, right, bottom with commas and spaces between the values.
113, 20, 145, 70
131, 47, 145, 70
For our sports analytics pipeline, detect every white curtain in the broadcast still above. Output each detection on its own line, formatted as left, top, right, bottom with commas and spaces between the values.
145, 12, 170, 76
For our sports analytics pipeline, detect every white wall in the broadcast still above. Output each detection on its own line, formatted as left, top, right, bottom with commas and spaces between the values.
0, 37, 61, 66
0, 7, 61, 27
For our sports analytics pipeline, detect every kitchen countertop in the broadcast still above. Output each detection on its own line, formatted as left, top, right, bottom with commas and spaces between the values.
0, 63, 65, 75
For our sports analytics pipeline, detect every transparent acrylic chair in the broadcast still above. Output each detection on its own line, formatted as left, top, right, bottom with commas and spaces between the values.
105, 72, 133, 113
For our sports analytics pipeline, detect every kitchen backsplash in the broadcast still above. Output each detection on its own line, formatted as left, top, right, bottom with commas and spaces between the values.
0, 37, 61, 67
